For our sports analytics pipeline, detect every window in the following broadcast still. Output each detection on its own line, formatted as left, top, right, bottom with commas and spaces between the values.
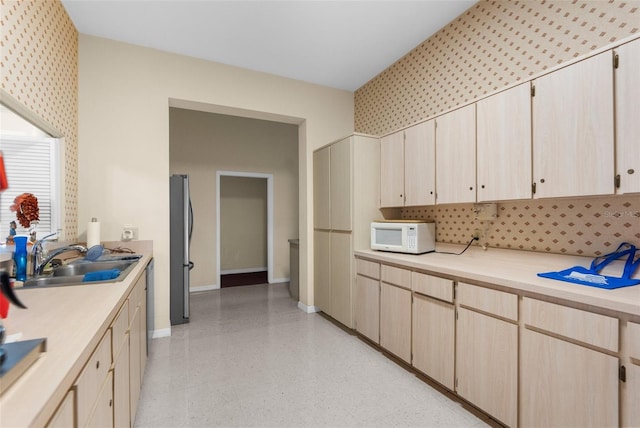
0, 106, 61, 241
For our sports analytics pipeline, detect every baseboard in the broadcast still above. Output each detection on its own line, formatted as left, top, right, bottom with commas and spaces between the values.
269, 277, 289, 284
152, 328, 171, 338
190, 284, 219, 292
220, 267, 267, 275
297, 301, 320, 313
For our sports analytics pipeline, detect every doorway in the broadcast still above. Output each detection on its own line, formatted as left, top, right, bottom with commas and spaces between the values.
216, 171, 274, 289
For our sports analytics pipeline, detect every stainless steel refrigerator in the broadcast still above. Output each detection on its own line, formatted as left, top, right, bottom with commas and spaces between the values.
170, 174, 194, 325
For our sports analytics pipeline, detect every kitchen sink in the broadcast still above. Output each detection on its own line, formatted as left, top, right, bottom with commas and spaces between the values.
22, 255, 142, 289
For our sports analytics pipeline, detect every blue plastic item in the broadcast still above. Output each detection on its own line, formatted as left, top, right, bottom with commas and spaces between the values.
538, 243, 640, 290
13, 236, 28, 282
82, 269, 121, 282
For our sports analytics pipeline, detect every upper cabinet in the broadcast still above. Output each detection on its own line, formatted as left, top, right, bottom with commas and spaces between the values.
404, 120, 436, 206
477, 83, 532, 202
380, 130, 405, 207
532, 51, 615, 199
330, 137, 353, 231
435, 104, 476, 204
614, 38, 640, 194
313, 146, 331, 230
380, 120, 435, 207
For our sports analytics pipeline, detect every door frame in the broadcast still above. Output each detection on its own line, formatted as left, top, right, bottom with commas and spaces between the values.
216, 170, 274, 288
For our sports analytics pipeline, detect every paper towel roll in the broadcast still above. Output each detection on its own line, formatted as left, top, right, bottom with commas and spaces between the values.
87, 218, 101, 248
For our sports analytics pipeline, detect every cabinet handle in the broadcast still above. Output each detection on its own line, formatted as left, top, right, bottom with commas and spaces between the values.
469, 187, 473, 191
540, 178, 545, 183
481, 184, 485, 189
96, 360, 100, 369
628, 169, 635, 175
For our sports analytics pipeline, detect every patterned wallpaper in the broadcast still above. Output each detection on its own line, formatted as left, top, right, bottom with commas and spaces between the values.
356, 0, 640, 258
0, 0, 78, 239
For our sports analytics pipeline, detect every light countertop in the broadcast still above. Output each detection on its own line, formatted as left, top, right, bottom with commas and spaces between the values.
0, 241, 153, 428
355, 244, 640, 317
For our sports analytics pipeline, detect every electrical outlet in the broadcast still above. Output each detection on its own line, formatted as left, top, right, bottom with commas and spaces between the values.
473, 228, 482, 239
122, 224, 139, 241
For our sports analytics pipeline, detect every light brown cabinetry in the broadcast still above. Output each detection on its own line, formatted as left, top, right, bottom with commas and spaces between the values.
379, 265, 412, 363
380, 121, 436, 207
354, 259, 380, 344
313, 135, 380, 328
86, 371, 114, 428
112, 302, 130, 428
435, 104, 476, 204
412, 273, 454, 389
75, 330, 112, 428
623, 321, 640, 427
532, 51, 614, 198
521, 298, 619, 427
46, 390, 75, 428
129, 275, 147, 425
614, 38, 640, 194
476, 83, 532, 201
456, 282, 517, 428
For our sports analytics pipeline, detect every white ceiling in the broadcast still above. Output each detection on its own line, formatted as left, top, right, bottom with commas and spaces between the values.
61, 0, 477, 91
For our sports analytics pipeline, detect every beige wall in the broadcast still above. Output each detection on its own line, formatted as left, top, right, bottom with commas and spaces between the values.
220, 176, 268, 273
355, 0, 640, 258
77, 35, 354, 332
170, 109, 297, 286
0, 0, 78, 238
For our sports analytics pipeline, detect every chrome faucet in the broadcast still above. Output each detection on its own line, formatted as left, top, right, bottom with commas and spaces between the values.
32, 234, 87, 276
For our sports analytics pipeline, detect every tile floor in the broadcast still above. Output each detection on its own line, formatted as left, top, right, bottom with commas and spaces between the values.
134, 283, 492, 428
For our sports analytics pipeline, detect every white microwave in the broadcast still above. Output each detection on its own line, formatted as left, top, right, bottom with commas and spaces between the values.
371, 221, 435, 254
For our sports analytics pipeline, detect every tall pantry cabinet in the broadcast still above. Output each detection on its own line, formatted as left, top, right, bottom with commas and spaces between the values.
313, 134, 380, 328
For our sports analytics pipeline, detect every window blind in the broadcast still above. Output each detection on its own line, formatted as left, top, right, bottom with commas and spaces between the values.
0, 137, 59, 241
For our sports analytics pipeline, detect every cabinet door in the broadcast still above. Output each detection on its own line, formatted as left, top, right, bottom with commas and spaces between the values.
330, 232, 352, 328
412, 294, 454, 390
477, 83, 532, 201
86, 371, 114, 428
129, 306, 142, 425
521, 328, 618, 427
313, 146, 331, 229
615, 38, 640, 194
404, 120, 436, 206
380, 130, 405, 207
46, 390, 75, 428
114, 337, 131, 428
532, 52, 614, 198
380, 282, 412, 363
313, 230, 331, 314
330, 137, 352, 231
139, 277, 148, 381
624, 363, 640, 428
435, 104, 476, 204
456, 307, 517, 428
354, 274, 380, 344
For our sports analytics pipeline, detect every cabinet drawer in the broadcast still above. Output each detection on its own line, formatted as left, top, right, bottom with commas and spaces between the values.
112, 300, 129, 358
458, 282, 517, 321
628, 321, 640, 360
523, 298, 618, 352
381, 264, 411, 290
75, 330, 112, 428
412, 272, 453, 303
356, 258, 380, 279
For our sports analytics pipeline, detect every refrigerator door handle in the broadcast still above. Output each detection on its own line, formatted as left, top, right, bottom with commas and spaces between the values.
183, 267, 190, 318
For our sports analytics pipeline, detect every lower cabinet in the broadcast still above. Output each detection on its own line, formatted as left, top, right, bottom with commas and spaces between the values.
380, 281, 412, 363
86, 371, 114, 428
75, 330, 112, 428
46, 390, 75, 428
354, 274, 380, 344
412, 293, 455, 390
313, 230, 331, 313
330, 232, 353, 328
624, 321, 640, 427
520, 328, 619, 427
456, 306, 518, 427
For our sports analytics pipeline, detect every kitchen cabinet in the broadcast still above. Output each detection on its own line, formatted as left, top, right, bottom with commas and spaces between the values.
435, 104, 476, 204
614, 38, 640, 194
411, 272, 454, 389
312, 134, 380, 328
46, 391, 74, 428
354, 258, 380, 344
532, 51, 614, 198
380, 130, 404, 207
476, 83, 532, 201
521, 298, 619, 427
75, 329, 112, 428
379, 265, 412, 363
456, 282, 517, 428
380, 121, 436, 207
622, 321, 640, 427
86, 371, 114, 428
129, 274, 147, 425
112, 302, 131, 428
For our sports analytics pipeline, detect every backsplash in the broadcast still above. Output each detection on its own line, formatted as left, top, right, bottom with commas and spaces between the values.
1, 0, 79, 239
401, 195, 640, 257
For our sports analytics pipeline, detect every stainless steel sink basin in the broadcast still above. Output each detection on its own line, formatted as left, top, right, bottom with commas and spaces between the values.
22, 256, 141, 288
